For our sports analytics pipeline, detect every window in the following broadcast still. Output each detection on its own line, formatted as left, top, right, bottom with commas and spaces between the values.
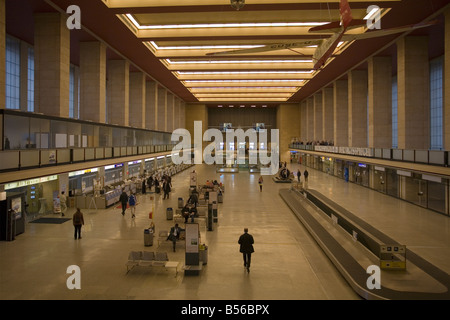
392, 76, 398, 149
429, 57, 443, 150
5, 35, 21, 109
69, 65, 75, 118
27, 47, 35, 112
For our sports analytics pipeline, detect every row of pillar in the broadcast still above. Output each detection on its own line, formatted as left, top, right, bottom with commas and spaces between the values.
301, 30, 449, 151
0, 7, 185, 133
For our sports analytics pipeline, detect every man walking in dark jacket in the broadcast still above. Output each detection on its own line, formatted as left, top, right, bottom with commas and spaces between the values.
238, 228, 254, 273
119, 191, 128, 216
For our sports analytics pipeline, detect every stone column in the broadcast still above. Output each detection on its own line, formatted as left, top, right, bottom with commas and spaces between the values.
333, 79, 348, 146
0, 0, 5, 110
444, 8, 450, 151
80, 41, 106, 123
34, 13, 70, 117
180, 101, 186, 129
348, 69, 368, 147
174, 98, 181, 129
129, 71, 146, 128
157, 86, 167, 131
300, 100, 307, 141
185, 104, 208, 162
277, 104, 301, 163
314, 93, 323, 142
397, 36, 430, 150
307, 97, 314, 141
145, 81, 157, 130
107, 60, 129, 126
322, 87, 334, 143
166, 93, 174, 133
368, 56, 392, 148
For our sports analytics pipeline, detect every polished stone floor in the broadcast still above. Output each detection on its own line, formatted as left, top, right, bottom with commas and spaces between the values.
1, 162, 448, 300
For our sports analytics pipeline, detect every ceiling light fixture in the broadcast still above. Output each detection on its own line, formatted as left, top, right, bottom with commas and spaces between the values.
176, 70, 314, 75
166, 59, 313, 64
148, 41, 264, 51
125, 14, 327, 30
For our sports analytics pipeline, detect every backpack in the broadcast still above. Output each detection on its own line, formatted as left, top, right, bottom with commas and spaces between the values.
129, 195, 136, 206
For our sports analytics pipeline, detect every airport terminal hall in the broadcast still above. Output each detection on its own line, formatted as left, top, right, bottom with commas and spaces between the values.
1, 0, 450, 303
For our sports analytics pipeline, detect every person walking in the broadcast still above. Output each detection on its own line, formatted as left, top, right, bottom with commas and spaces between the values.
142, 179, 147, 195
119, 190, 128, 216
297, 169, 301, 183
238, 228, 254, 273
60, 191, 67, 217
258, 176, 263, 192
163, 179, 171, 199
128, 192, 137, 218
73, 208, 84, 240
303, 169, 309, 189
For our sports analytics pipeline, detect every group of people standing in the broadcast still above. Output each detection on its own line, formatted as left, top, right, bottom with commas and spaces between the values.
119, 174, 174, 219
144, 174, 172, 199
296, 169, 309, 183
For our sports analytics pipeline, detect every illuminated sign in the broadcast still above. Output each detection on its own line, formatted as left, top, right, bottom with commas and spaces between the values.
5, 175, 58, 190
68, 168, 98, 177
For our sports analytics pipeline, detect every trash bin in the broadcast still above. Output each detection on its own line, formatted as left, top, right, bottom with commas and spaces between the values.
144, 228, 154, 246
166, 207, 173, 220
199, 244, 208, 265
178, 197, 184, 208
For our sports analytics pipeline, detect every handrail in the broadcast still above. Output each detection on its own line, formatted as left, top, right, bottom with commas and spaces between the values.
289, 144, 450, 167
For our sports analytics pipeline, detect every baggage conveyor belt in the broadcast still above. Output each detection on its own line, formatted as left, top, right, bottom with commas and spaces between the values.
279, 188, 450, 300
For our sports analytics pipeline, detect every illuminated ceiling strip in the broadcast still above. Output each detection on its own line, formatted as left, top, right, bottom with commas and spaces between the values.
188, 87, 298, 90
149, 41, 264, 50
194, 93, 293, 97
166, 59, 313, 64
176, 70, 314, 75
126, 15, 328, 30
199, 98, 289, 102
183, 79, 305, 84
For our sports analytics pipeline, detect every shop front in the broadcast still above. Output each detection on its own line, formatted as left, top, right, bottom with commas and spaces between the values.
371, 166, 387, 194
4, 174, 60, 218
104, 163, 124, 187
355, 163, 369, 187
128, 160, 142, 178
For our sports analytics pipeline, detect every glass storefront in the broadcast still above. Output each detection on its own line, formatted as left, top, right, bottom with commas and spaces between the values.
403, 174, 428, 208
372, 166, 386, 194
386, 168, 399, 198
427, 179, 447, 214
355, 163, 369, 187
296, 150, 449, 216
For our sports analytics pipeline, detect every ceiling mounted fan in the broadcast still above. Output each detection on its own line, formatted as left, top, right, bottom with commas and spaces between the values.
208, 0, 437, 70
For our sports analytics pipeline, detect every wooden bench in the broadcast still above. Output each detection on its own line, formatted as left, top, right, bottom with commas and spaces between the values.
125, 251, 179, 277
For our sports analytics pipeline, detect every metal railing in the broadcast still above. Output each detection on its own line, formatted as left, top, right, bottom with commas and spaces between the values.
289, 144, 450, 167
